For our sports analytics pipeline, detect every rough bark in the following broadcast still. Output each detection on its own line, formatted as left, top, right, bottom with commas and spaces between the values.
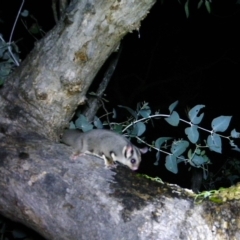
0, 0, 155, 140
1, 133, 240, 240
0, 0, 240, 239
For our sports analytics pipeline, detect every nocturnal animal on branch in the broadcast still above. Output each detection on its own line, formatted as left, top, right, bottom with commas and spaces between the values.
61, 129, 148, 170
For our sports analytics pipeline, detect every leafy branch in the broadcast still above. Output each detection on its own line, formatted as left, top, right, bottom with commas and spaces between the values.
70, 100, 240, 179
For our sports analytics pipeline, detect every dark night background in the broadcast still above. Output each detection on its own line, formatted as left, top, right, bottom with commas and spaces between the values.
1, 0, 240, 237
97, 0, 240, 190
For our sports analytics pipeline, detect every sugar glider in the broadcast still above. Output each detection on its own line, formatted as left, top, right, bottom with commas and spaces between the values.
61, 129, 148, 170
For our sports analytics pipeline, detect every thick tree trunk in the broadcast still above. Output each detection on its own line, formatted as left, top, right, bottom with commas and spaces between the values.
0, 0, 156, 140
1, 133, 239, 240
0, 0, 239, 239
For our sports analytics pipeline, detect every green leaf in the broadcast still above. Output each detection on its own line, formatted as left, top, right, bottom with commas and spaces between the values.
131, 122, 146, 136
29, 23, 41, 34
205, 0, 211, 13
188, 148, 192, 159
185, 125, 199, 143
75, 114, 93, 132
207, 133, 222, 153
231, 129, 240, 138
195, 148, 201, 155
200, 150, 206, 156
171, 140, 189, 157
118, 105, 137, 119
69, 121, 76, 129
169, 100, 179, 113
112, 124, 123, 134
139, 108, 151, 118
93, 116, 103, 129
188, 104, 205, 124
165, 155, 178, 174
191, 155, 207, 166
155, 137, 172, 149
21, 9, 29, 17
176, 156, 185, 164
211, 116, 232, 132
154, 151, 161, 166
197, 0, 204, 9
112, 108, 117, 118
184, 0, 190, 18
165, 111, 180, 126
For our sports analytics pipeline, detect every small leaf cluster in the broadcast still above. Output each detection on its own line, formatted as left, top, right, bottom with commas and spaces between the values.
0, 0, 26, 85
0, 1, 45, 86
155, 101, 238, 176
71, 101, 151, 138
0, 36, 20, 86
